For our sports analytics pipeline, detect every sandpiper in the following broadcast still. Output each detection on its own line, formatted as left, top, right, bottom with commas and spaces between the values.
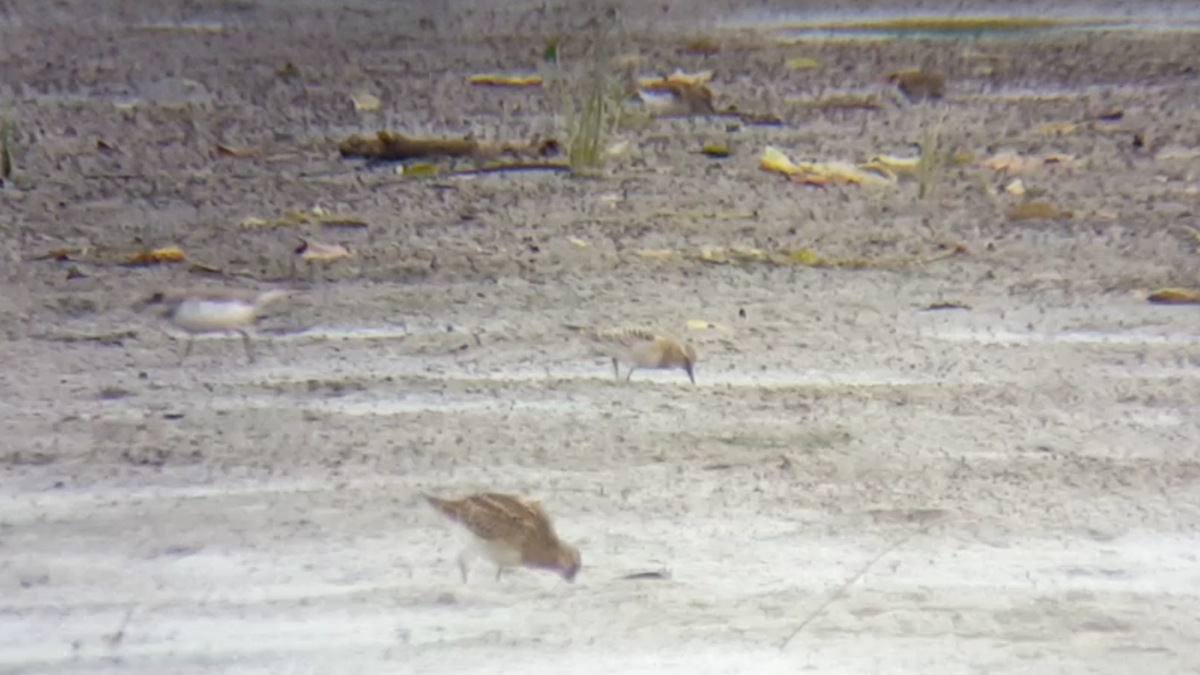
424, 492, 581, 583
138, 287, 290, 364
567, 325, 697, 383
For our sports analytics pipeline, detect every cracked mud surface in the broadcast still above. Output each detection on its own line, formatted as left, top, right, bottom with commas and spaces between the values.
2, 1, 1200, 673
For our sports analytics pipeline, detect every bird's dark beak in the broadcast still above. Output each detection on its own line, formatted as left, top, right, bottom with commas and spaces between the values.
686, 363, 695, 384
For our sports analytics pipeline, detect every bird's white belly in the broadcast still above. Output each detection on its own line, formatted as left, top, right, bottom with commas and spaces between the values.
172, 300, 256, 334
454, 525, 521, 567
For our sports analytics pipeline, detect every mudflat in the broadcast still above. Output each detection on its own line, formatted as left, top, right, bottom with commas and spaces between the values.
2, 1, 1200, 673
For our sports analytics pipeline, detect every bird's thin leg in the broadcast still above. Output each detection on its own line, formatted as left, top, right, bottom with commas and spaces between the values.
611, 357, 620, 380
457, 552, 470, 584
238, 330, 256, 364
495, 565, 503, 582
178, 337, 195, 365
625, 366, 637, 382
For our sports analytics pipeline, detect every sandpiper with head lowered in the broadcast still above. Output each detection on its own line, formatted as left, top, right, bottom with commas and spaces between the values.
423, 492, 581, 583
566, 324, 697, 383
138, 287, 290, 364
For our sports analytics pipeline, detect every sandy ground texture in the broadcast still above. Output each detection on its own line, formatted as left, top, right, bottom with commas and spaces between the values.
3, 0, 1200, 673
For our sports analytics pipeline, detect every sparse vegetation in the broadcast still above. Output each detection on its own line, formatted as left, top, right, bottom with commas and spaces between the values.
543, 9, 628, 177
917, 110, 948, 200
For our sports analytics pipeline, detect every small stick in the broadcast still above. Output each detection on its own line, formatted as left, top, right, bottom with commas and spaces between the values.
777, 527, 925, 651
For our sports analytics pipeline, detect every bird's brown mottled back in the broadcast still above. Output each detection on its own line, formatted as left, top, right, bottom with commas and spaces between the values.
565, 323, 697, 383
424, 491, 581, 582
424, 493, 558, 546
593, 326, 659, 343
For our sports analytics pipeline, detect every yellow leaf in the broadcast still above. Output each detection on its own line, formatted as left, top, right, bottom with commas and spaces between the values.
785, 57, 820, 69
868, 154, 921, 175
1148, 288, 1200, 305
729, 245, 767, 261
239, 217, 271, 228
699, 246, 729, 263
686, 319, 717, 331
790, 248, 820, 265
760, 146, 804, 175
569, 237, 589, 248
635, 249, 676, 259
402, 162, 439, 177
637, 70, 713, 87
350, 92, 381, 111
468, 74, 543, 87
296, 238, 354, 262
127, 247, 186, 265
1004, 179, 1026, 195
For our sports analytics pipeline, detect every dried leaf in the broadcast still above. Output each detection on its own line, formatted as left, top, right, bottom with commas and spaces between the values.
637, 70, 714, 87
467, 74, 543, 87
1155, 145, 1200, 162
728, 245, 767, 261
1004, 179, 1026, 195
785, 57, 820, 69
214, 144, 258, 158
701, 143, 730, 158
126, 247, 186, 265
789, 248, 820, 265
239, 216, 271, 228
635, 249, 676, 260
686, 319, 717, 331
187, 260, 224, 274
569, 237, 589, 248
350, 92, 381, 112
760, 146, 805, 175
296, 238, 354, 262
868, 154, 921, 176
1148, 288, 1200, 305
762, 147, 896, 187
401, 162, 439, 177
699, 246, 729, 264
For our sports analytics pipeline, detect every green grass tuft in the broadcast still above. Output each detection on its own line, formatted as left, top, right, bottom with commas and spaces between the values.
544, 9, 626, 178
